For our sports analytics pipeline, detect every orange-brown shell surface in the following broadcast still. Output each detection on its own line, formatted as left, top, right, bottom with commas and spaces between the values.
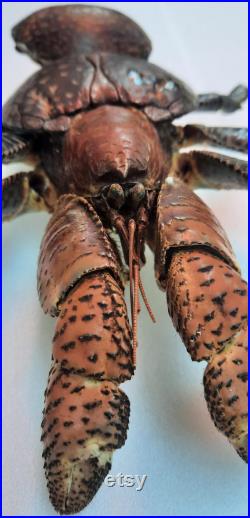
154, 182, 238, 288
53, 273, 133, 383
52, 106, 168, 195
37, 195, 123, 315
204, 322, 248, 461
166, 250, 248, 361
42, 362, 130, 514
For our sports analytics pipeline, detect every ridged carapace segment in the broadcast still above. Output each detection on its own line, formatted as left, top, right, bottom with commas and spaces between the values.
42, 272, 132, 514
154, 182, 238, 289
12, 4, 152, 64
165, 249, 248, 461
2, 52, 196, 133
37, 195, 123, 316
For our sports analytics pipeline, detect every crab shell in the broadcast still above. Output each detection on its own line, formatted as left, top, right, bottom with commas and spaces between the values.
12, 4, 152, 63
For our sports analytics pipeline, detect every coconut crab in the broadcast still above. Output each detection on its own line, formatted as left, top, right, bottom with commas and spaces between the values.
1, 3, 248, 511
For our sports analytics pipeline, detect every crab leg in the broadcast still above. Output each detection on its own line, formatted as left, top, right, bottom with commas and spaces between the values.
197, 84, 248, 113
2, 169, 58, 221
38, 194, 133, 514
2, 130, 31, 163
172, 150, 247, 190
177, 125, 248, 153
151, 181, 248, 461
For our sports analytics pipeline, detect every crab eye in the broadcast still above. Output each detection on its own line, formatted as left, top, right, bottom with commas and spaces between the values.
164, 80, 177, 91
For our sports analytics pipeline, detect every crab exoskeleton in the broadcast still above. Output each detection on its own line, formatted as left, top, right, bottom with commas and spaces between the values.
3, 5, 248, 515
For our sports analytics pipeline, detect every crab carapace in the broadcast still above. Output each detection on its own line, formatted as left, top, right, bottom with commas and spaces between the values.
2, 4, 248, 515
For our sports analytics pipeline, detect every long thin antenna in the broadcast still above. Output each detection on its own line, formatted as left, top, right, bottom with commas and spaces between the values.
132, 262, 139, 367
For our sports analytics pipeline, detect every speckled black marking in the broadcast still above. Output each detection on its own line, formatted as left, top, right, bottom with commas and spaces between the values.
225, 379, 233, 388
195, 294, 205, 302
89, 284, 102, 289
88, 354, 98, 363
217, 358, 226, 367
69, 406, 77, 412
59, 323, 67, 335
103, 311, 114, 320
62, 382, 71, 389
101, 389, 110, 395
68, 315, 77, 322
211, 323, 223, 336
200, 279, 215, 287
224, 272, 233, 278
98, 302, 108, 308
61, 341, 76, 352
237, 372, 248, 382
232, 359, 243, 366
84, 401, 102, 410
230, 323, 241, 331
204, 311, 215, 322
79, 334, 101, 342
211, 368, 222, 379
233, 289, 247, 296
81, 314, 95, 321
228, 395, 239, 406
198, 265, 214, 273
106, 352, 118, 360
104, 411, 113, 420
212, 292, 227, 306
63, 421, 74, 427
187, 256, 200, 262
230, 308, 239, 317
70, 385, 85, 393
81, 417, 90, 424
79, 294, 93, 302
204, 342, 214, 350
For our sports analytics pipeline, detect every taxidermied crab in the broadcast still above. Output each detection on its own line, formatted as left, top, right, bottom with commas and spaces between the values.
3, 4, 248, 515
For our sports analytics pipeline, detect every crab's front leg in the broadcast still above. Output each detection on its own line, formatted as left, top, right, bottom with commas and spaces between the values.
38, 194, 133, 514
149, 182, 248, 461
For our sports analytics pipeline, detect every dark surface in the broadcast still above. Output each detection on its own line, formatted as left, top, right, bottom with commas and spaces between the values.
12, 4, 152, 63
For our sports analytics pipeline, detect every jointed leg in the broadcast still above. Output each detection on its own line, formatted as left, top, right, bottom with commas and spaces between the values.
167, 250, 247, 461
42, 271, 132, 514
172, 150, 247, 190
177, 125, 248, 153
197, 84, 248, 113
2, 169, 58, 221
151, 181, 248, 461
158, 122, 248, 189
38, 194, 133, 514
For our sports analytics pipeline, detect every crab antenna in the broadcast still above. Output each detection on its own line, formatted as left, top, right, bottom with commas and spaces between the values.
132, 263, 140, 367
138, 274, 156, 323
128, 219, 136, 319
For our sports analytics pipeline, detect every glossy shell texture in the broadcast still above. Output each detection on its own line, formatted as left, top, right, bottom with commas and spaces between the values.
37, 195, 123, 316
12, 4, 152, 63
3, 51, 196, 133
154, 182, 238, 288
